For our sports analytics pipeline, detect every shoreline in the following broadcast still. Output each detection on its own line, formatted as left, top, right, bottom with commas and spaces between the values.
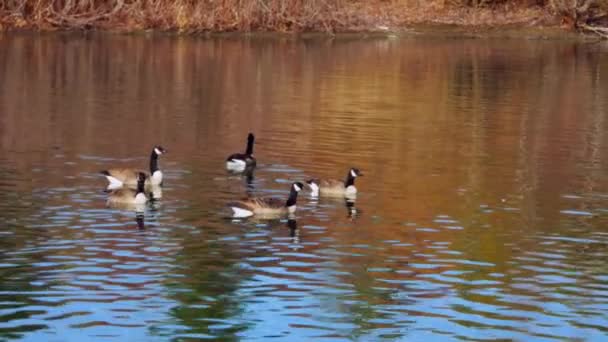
0, 24, 593, 42
1, 2, 601, 41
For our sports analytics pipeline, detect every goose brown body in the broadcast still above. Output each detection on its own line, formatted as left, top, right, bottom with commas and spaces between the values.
106, 172, 148, 208
236, 198, 293, 216
307, 168, 363, 198
103, 168, 148, 187
107, 187, 143, 205
315, 179, 350, 196
230, 182, 303, 218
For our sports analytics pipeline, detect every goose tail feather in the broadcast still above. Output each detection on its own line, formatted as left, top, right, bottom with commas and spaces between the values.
101, 171, 124, 190
230, 206, 254, 218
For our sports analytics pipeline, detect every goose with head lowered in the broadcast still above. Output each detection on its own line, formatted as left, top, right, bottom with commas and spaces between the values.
101, 145, 166, 190
226, 133, 256, 172
306, 167, 363, 198
107, 172, 148, 207
229, 182, 303, 219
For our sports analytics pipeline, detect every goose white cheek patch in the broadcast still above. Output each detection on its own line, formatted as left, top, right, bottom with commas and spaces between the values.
294, 184, 302, 192
351, 170, 357, 178
154, 148, 163, 155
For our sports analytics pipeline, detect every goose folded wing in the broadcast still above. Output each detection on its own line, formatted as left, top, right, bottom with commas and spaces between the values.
320, 179, 345, 188
241, 197, 284, 209
105, 168, 149, 181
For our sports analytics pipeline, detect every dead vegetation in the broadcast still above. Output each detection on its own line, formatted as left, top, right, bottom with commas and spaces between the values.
548, 0, 608, 37
0, 0, 606, 37
0, 0, 377, 32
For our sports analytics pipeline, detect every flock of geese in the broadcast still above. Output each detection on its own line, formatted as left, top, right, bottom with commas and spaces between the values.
100, 133, 363, 219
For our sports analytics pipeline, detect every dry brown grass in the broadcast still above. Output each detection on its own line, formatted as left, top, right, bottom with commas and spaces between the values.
0, 0, 379, 32
0, 0, 601, 33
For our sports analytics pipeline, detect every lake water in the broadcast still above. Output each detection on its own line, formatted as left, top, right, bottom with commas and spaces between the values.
1, 32, 607, 341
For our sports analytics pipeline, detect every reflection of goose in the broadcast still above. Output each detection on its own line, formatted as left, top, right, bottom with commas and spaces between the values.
149, 185, 163, 200
226, 133, 256, 172
244, 168, 255, 186
306, 168, 363, 199
287, 218, 299, 244
345, 199, 359, 220
107, 172, 148, 210
136, 213, 145, 230
229, 182, 303, 219
243, 167, 256, 196
101, 146, 167, 189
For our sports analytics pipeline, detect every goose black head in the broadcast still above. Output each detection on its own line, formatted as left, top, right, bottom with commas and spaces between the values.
153, 146, 167, 155
293, 182, 304, 192
350, 168, 363, 178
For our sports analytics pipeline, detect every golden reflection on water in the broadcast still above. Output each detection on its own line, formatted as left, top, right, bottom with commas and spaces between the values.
0, 33, 607, 340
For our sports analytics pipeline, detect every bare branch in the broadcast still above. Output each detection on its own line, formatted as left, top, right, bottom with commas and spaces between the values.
579, 22, 608, 38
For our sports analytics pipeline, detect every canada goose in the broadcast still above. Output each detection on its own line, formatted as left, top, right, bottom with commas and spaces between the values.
101, 146, 166, 189
230, 182, 303, 218
107, 172, 148, 207
226, 133, 256, 172
306, 168, 363, 198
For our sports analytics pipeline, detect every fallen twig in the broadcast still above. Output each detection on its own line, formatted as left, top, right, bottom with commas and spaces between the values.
579, 23, 608, 38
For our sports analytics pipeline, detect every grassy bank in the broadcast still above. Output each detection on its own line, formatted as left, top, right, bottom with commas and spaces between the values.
0, 1, 606, 37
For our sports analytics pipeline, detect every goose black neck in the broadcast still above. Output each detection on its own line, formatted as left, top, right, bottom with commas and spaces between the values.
345, 172, 356, 187
285, 188, 299, 207
136, 179, 145, 194
150, 151, 159, 174
246, 136, 254, 155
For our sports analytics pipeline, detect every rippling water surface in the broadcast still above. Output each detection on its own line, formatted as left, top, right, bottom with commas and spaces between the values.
1, 33, 608, 341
